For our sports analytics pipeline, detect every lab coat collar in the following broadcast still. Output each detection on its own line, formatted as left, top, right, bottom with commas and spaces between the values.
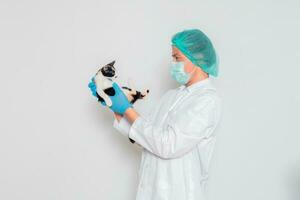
179, 77, 214, 93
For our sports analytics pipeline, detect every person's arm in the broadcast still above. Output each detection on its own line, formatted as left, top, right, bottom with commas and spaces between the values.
124, 94, 221, 159
112, 113, 132, 138
113, 89, 173, 139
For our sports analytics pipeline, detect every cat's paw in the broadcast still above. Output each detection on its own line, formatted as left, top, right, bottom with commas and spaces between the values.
105, 97, 113, 107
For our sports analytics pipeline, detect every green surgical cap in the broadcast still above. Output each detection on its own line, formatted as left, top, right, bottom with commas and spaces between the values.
171, 29, 219, 77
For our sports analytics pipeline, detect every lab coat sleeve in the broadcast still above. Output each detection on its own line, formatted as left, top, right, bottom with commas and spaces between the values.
113, 90, 173, 139
128, 94, 219, 159
112, 116, 132, 138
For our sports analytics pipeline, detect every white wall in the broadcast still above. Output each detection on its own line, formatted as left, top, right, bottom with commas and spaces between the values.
0, 0, 299, 200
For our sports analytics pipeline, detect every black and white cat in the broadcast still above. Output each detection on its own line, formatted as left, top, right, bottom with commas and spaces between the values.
93, 60, 150, 144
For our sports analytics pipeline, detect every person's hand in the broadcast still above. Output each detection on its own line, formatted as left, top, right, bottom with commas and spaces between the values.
88, 77, 133, 114
114, 112, 123, 121
88, 76, 106, 106
107, 82, 133, 114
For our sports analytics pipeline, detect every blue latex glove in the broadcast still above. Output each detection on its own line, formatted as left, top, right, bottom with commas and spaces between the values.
108, 82, 133, 114
88, 77, 106, 106
88, 77, 133, 114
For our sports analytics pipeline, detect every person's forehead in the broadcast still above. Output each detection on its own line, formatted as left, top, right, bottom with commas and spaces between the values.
172, 46, 183, 56
172, 46, 188, 59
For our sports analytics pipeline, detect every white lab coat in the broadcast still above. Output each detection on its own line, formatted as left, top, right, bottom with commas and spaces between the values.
113, 77, 222, 200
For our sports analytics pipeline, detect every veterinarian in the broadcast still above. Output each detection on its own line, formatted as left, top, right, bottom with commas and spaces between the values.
88, 29, 222, 200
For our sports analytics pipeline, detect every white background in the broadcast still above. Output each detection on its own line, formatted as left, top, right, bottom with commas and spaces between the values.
0, 0, 299, 200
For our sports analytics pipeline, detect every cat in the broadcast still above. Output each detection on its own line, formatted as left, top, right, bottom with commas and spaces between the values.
93, 60, 150, 144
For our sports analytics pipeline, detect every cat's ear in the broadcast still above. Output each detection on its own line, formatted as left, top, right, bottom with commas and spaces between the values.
108, 60, 115, 66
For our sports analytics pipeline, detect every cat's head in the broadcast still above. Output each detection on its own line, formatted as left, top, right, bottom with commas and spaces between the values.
96, 60, 117, 79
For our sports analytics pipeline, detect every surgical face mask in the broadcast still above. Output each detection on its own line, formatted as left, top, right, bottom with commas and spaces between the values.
170, 61, 195, 85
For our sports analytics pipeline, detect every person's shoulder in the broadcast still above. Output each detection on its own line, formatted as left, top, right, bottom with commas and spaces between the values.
191, 84, 222, 109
